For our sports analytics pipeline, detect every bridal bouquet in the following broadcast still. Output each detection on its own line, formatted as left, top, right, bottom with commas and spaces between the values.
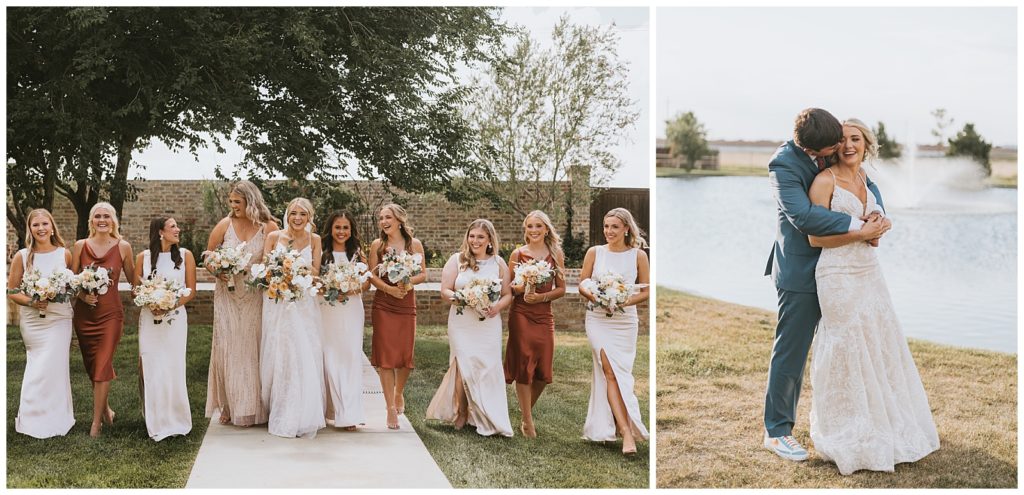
512, 258, 555, 293
579, 272, 646, 317
204, 243, 252, 292
320, 260, 370, 306
8, 267, 78, 318
377, 248, 423, 286
74, 264, 112, 307
452, 277, 502, 321
133, 275, 192, 324
249, 246, 320, 303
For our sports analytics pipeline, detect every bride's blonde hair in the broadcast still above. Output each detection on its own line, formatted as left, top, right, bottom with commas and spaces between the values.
842, 118, 880, 161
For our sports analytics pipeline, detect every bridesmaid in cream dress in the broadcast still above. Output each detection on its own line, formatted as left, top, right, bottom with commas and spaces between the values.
7, 209, 76, 438
319, 211, 370, 430
133, 217, 197, 441
579, 208, 650, 455
204, 180, 278, 427
426, 219, 514, 437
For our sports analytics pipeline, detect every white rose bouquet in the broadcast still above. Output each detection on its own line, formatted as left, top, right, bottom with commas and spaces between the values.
133, 275, 192, 324
377, 248, 423, 286
8, 267, 78, 318
249, 246, 320, 303
74, 264, 111, 307
320, 260, 370, 306
204, 243, 253, 292
452, 277, 502, 321
579, 272, 646, 317
512, 258, 555, 293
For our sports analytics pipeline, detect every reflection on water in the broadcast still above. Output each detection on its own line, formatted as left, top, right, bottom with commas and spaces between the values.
657, 176, 1017, 354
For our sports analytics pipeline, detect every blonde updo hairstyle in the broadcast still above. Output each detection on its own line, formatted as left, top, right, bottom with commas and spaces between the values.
87, 202, 122, 240
459, 218, 499, 272
842, 118, 880, 162
605, 207, 647, 249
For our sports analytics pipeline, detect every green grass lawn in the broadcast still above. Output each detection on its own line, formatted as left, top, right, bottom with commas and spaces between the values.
8, 323, 650, 488
406, 325, 650, 488
6, 324, 213, 488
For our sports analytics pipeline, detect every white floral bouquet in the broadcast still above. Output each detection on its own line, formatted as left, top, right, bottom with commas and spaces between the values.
512, 258, 555, 293
320, 260, 370, 306
204, 243, 253, 292
133, 275, 192, 324
377, 248, 423, 285
8, 267, 78, 318
579, 272, 646, 317
452, 277, 502, 321
74, 264, 112, 307
249, 246, 320, 303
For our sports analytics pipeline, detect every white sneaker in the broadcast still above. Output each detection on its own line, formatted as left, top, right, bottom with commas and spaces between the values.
763, 432, 809, 461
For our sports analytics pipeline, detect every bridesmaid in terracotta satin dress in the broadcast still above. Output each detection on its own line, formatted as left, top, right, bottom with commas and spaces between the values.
368, 203, 427, 430
72, 202, 135, 437
504, 210, 566, 438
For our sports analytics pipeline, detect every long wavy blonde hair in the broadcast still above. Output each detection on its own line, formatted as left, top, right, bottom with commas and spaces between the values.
459, 219, 499, 272
230, 180, 277, 227
87, 202, 122, 239
523, 210, 564, 278
605, 207, 647, 249
284, 197, 316, 233
22, 208, 66, 270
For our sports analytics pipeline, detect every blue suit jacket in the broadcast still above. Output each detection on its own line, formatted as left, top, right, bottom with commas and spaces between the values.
764, 140, 884, 293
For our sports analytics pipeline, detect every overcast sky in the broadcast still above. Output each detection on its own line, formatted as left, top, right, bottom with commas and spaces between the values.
132, 6, 651, 187
656, 7, 1017, 147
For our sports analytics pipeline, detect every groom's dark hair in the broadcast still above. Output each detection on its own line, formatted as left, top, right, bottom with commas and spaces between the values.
793, 108, 843, 151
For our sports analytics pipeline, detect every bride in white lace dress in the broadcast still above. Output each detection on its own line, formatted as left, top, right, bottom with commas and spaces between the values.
806, 119, 939, 475
259, 198, 326, 439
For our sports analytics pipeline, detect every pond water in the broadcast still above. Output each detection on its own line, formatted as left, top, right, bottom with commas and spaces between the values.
657, 175, 1017, 354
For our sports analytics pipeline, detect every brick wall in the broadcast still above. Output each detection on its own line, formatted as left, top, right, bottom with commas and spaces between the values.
8, 287, 649, 335
7, 176, 591, 265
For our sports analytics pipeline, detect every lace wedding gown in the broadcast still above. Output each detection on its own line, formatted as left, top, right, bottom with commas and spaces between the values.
260, 243, 326, 438
810, 178, 940, 475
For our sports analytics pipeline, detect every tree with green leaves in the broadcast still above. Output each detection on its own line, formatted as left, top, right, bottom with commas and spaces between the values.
873, 121, 903, 160
930, 108, 954, 148
7, 7, 506, 246
947, 123, 992, 176
466, 15, 638, 252
665, 111, 710, 172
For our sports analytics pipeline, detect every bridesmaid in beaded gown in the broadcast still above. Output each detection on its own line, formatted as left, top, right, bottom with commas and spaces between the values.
72, 202, 135, 438
368, 203, 427, 430
8, 209, 76, 438
504, 211, 566, 438
134, 217, 197, 441
204, 180, 278, 427
579, 208, 650, 455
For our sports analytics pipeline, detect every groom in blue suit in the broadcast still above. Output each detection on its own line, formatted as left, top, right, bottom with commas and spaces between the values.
762, 108, 890, 461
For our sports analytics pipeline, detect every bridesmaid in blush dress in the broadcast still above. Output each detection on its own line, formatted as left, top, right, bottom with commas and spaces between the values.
7, 209, 76, 438
204, 180, 278, 427
133, 217, 197, 441
504, 210, 566, 438
368, 203, 427, 430
72, 202, 135, 438
579, 208, 650, 455
319, 211, 370, 430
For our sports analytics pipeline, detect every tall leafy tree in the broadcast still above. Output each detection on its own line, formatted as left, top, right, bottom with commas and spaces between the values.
947, 123, 993, 176
468, 15, 639, 244
7, 7, 505, 244
873, 121, 903, 160
665, 111, 710, 171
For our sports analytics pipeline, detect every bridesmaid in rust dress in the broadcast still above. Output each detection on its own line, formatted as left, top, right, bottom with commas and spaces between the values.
504, 210, 566, 438
368, 203, 427, 430
72, 202, 135, 437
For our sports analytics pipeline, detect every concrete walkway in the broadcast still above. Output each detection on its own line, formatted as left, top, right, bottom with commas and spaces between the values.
186, 356, 450, 488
